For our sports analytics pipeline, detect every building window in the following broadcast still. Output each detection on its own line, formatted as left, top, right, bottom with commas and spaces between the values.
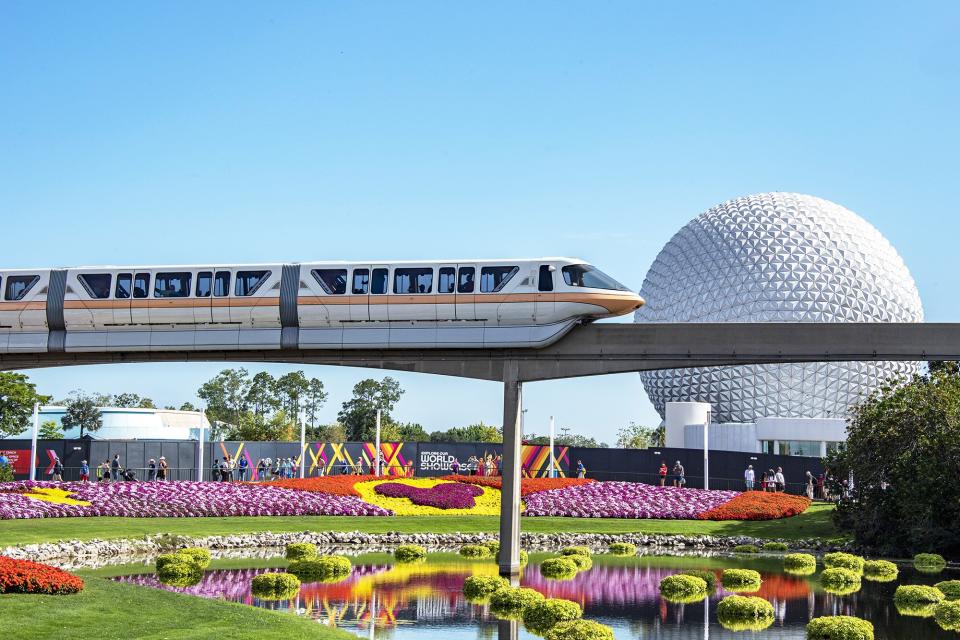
457, 267, 475, 293
777, 440, 822, 457
115, 273, 132, 299
394, 268, 433, 294
235, 270, 270, 296
438, 267, 455, 293
133, 273, 150, 299
4, 275, 40, 301
78, 274, 112, 299
371, 268, 388, 295
538, 265, 554, 292
760, 440, 775, 455
214, 271, 230, 297
312, 269, 347, 295
154, 272, 192, 298
196, 272, 212, 297
480, 266, 518, 293
352, 269, 369, 294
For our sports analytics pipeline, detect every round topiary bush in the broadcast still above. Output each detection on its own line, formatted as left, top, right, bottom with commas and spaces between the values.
520, 550, 529, 566
762, 542, 789, 552
155, 553, 185, 572
608, 542, 637, 556
318, 555, 352, 577
732, 544, 759, 554
934, 601, 960, 632
459, 544, 492, 559
679, 570, 717, 591
895, 584, 945, 604
716, 595, 774, 632
157, 559, 203, 587
784, 553, 817, 574
287, 555, 352, 581
540, 557, 580, 580
914, 553, 947, 573
566, 554, 593, 571
463, 575, 510, 600
821, 568, 862, 589
659, 575, 708, 603
560, 546, 592, 557
721, 569, 762, 592
285, 542, 317, 561
394, 545, 427, 562
489, 586, 546, 618
522, 598, 583, 634
805, 615, 874, 640
935, 580, 960, 601
862, 559, 898, 582
543, 619, 615, 640
178, 548, 211, 569
483, 540, 500, 556
250, 572, 300, 600
823, 552, 865, 574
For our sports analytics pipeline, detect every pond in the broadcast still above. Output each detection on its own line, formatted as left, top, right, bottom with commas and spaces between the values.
114, 550, 959, 639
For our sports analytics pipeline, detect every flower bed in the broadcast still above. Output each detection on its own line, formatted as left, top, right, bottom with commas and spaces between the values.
524, 482, 737, 519
375, 481, 484, 509
0, 480, 390, 519
697, 491, 811, 521
440, 475, 594, 497
355, 478, 500, 516
0, 556, 85, 594
263, 475, 379, 496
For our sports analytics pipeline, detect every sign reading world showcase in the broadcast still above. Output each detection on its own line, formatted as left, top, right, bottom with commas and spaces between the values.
417, 443, 506, 474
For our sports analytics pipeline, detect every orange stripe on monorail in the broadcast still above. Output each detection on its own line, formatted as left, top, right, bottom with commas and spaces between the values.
0, 301, 46, 311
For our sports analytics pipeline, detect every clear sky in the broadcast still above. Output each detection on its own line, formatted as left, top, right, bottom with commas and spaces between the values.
2, 2, 958, 444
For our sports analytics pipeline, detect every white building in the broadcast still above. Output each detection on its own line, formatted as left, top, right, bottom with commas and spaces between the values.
5, 406, 211, 440
665, 401, 846, 456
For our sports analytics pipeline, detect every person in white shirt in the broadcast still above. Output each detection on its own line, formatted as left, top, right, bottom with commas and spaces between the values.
744, 465, 755, 491
775, 467, 786, 492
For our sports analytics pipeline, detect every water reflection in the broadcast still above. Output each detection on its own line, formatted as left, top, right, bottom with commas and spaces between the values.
116, 555, 960, 639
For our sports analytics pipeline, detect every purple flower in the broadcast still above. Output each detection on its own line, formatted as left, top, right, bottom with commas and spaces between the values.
374, 482, 483, 509
522, 482, 738, 519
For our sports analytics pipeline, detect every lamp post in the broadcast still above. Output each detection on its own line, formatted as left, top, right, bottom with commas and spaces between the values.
197, 405, 205, 482
548, 416, 555, 478
703, 409, 711, 491
299, 412, 306, 479
29, 402, 39, 481
375, 409, 381, 476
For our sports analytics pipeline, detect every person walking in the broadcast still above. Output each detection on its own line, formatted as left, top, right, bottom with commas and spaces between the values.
111, 454, 122, 481
147, 459, 157, 481
805, 471, 815, 499
744, 465, 755, 491
98, 460, 110, 482
576, 459, 586, 479
256, 458, 266, 481
211, 458, 220, 481
50, 455, 64, 481
157, 456, 168, 481
451, 458, 461, 475
79, 459, 90, 482
237, 456, 248, 482
766, 469, 777, 492
672, 460, 685, 488
775, 467, 786, 493
658, 461, 668, 487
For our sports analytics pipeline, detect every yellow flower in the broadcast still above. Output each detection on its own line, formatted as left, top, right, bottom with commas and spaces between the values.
23, 487, 92, 506
355, 478, 506, 516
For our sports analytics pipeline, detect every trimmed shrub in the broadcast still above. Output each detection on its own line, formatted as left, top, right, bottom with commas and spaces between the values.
895, 601, 938, 618
463, 575, 509, 600
287, 555, 352, 581
862, 560, 898, 582
732, 544, 759, 554
155, 553, 185, 572
821, 568, 862, 589
489, 586, 546, 618
823, 552, 865, 574
566, 554, 593, 571
178, 548, 211, 569
250, 572, 300, 600
935, 580, 960, 601
805, 615, 874, 640
285, 542, 317, 561
460, 544, 492, 559
716, 595, 774, 632
560, 546, 592, 557
679, 570, 717, 591
659, 574, 708, 603
762, 541, 789, 552
540, 557, 580, 580
894, 584, 945, 604
522, 598, 583, 634
543, 619, 615, 640
784, 553, 817, 573
520, 550, 529, 566
157, 559, 202, 587
608, 542, 637, 556
914, 553, 947, 573
394, 545, 427, 562
483, 540, 500, 555
934, 601, 960, 632
721, 569, 762, 592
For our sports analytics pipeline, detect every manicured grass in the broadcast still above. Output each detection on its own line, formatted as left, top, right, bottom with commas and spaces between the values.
0, 574, 354, 640
0, 503, 840, 547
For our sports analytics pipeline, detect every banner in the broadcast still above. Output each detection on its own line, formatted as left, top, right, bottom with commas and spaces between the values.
0, 449, 34, 475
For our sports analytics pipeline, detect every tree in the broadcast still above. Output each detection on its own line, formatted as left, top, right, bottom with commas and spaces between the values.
227, 411, 295, 441
0, 372, 50, 437
430, 422, 502, 443
39, 420, 64, 439
828, 369, 960, 556
60, 394, 103, 438
198, 368, 251, 436
304, 377, 328, 427
526, 430, 607, 448
306, 422, 347, 443
246, 372, 279, 417
395, 422, 430, 441
179, 402, 198, 412
616, 423, 664, 449
275, 371, 310, 418
337, 377, 404, 441
112, 393, 155, 409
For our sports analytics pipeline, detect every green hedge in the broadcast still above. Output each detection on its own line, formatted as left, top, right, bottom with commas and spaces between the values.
157, 559, 202, 588
463, 575, 509, 600
935, 580, 960, 601
914, 553, 947, 573
659, 575, 707, 603
607, 542, 637, 556
716, 595, 774, 632
679, 570, 717, 591
285, 542, 317, 561
732, 544, 759, 554
934, 601, 960, 632
394, 545, 427, 562
522, 598, 582, 634
721, 569, 762, 592
762, 541, 789, 552
155, 553, 185, 572
177, 548, 211, 569
540, 557, 580, 580
250, 572, 300, 600
862, 559, 898, 582
566, 554, 593, 571
489, 586, 546, 619
483, 540, 500, 555
287, 555, 352, 581
894, 585, 945, 604
823, 552, 865, 574
560, 546, 592, 557
459, 544, 492, 559
821, 568, 862, 589
805, 615, 874, 640
784, 553, 817, 573
543, 620, 615, 640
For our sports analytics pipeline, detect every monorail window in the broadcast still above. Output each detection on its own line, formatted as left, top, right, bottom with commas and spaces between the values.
438, 267, 455, 293
4, 275, 40, 301
154, 272, 192, 298
134, 273, 150, 299
116, 273, 132, 299
394, 268, 433, 294
78, 273, 112, 299
235, 270, 270, 296
196, 272, 212, 297
561, 264, 629, 291
352, 269, 369, 295
371, 268, 388, 295
312, 269, 347, 295
214, 271, 230, 297
538, 265, 554, 292
480, 266, 518, 293
457, 267, 475, 293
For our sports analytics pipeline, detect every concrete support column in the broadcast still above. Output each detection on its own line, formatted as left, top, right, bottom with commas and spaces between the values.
499, 360, 523, 576
498, 618, 518, 640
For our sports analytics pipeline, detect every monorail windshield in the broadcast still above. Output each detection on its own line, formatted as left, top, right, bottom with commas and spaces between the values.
561, 264, 630, 291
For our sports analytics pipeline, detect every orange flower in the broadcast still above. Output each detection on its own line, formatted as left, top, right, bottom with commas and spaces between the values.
697, 492, 811, 521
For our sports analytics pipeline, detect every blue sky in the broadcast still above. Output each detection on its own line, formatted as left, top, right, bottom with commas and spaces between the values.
2, 2, 958, 443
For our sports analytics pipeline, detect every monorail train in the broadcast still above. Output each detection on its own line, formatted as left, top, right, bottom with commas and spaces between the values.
0, 258, 643, 353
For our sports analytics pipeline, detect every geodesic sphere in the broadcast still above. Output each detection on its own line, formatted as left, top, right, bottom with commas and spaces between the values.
635, 192, 923, 423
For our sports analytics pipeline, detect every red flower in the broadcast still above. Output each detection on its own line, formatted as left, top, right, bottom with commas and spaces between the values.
697, 492, 811, 521
0, 556, 84, 594
262, 475, 379, 496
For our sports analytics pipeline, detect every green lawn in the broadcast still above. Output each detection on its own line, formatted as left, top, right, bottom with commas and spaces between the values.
0, 503, 841, 547
0, 575, 354, 640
